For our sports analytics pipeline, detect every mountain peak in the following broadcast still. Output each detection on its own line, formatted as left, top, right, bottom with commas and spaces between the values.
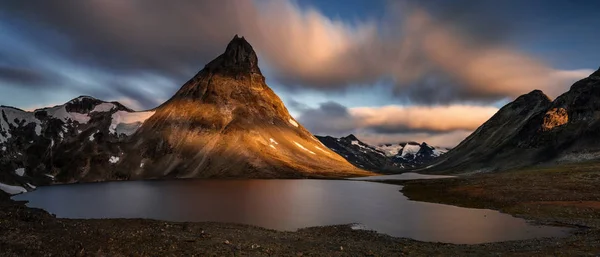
590, 66, 600, 78
343, 134, 359, 141
514, 90, 551, 105
68, 95, 99, 103
204, 35, 262, 77
525, 89, 548, 98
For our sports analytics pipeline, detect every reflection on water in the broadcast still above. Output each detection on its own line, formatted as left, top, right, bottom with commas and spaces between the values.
13, 179, 569, 244
348, 172, 456, 181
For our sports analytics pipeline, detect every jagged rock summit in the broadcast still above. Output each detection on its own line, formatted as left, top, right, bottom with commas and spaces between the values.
204, 35, 262, 77
426, 68, 600, 174
0, 36, 369, 193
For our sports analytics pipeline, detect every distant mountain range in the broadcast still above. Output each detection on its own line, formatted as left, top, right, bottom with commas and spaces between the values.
425, 68, 600, 174
0, 35, 369, 194
316, 134, 449, 173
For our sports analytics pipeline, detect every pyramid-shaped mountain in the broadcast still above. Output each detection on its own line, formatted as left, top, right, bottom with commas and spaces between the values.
119, 35, 366, 178
0, 36, 368, 193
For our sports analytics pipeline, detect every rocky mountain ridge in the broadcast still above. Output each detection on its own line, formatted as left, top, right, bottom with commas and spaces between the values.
0, 96, 157, 193
316, 134, 448, 173
426, 68, 600, 174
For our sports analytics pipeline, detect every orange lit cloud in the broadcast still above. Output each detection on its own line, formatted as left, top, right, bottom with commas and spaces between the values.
296, 102, 498, 147
350, 105, 499, 133
247, 1, 592, 101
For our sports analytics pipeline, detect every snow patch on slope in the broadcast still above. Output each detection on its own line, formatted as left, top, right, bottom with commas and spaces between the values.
0, 182, 27, 195
294, 141, 316, 155
401, 144, 421, 158
288, 118, 299, 127
89, 131, 98, 141
376, 144, 403, 157
268, 138, 279, 150
109, 156, 120, 164
314, 146, 330, 155
351, 140, 385, 156
15, 168, 25, 176
0, 107, 43, 143
91, 103, 115, 113
432, 148, 448, 157
109, 111, 155, 136
44, 105, 91, 124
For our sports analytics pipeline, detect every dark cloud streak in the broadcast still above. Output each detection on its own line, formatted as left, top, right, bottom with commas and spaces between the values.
295, 101, 358, 136
0, 66, 48, 86
1, 0, 234, 79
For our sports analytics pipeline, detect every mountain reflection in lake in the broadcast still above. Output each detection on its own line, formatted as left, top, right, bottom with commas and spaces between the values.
13, 179, 569, 244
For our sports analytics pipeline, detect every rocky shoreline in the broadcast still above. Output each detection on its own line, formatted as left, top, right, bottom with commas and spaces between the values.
2, 169, 600, 256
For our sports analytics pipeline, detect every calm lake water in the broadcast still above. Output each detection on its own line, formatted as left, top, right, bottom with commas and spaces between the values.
347, 172, 456, 181
13, 179, 569, 244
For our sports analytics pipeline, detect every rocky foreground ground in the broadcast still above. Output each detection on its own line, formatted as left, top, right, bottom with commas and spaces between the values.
2, 163, 600, 256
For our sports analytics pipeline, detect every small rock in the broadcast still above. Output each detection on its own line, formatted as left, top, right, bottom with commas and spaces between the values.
224, 240, 230, 245
340, 246, 344, 251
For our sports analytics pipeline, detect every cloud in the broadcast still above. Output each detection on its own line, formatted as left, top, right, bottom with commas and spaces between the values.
398, 9, 595, 101
297, 101, 498, 146
350, 105, 499, 133
0, 66, 47, 85
295, 102, 359, 136
0, 0, 593, 109
545, 69, 597, 96
354, 130, 473, 148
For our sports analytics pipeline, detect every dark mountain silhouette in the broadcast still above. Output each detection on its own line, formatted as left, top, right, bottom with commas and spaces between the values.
426, 68, 600, 174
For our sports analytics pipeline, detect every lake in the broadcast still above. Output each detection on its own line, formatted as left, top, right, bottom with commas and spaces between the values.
13, 179, 570, 244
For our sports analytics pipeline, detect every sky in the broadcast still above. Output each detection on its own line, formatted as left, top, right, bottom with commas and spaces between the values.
0, 0, 599, 147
